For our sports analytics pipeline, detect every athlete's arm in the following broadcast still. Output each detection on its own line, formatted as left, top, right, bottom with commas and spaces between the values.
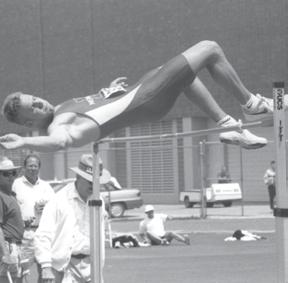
0, 129, 73, 152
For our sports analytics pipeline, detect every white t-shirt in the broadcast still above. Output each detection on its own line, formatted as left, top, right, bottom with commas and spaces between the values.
139, 213, 168, 237
12, 176, 55, 225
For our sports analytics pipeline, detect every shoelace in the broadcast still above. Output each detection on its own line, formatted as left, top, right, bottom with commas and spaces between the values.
220, 119, 243, 129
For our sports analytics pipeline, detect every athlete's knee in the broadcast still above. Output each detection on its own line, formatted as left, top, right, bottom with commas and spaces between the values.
197, 40, 224, 61
185, 40, 218, 54
183, 40, 224, 68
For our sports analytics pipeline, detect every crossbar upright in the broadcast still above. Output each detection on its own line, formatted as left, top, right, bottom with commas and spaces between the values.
89, 143, 104, 283
199, 141, 207, 218
273, 81, 288, 283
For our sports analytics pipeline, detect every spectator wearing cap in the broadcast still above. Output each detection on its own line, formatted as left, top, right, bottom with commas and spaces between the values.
34, 154, 106, 283
138, 205, 190, 246
0, 157, 25, 283
12, 153, 55, 283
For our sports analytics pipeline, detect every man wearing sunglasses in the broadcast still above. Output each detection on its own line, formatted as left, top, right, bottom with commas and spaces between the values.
0, 157, 25, 283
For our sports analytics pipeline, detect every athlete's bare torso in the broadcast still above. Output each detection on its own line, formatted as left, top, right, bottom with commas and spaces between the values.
48, 112, 101, 147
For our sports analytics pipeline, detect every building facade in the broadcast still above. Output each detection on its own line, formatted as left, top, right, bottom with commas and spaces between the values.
0, 0, 286, 203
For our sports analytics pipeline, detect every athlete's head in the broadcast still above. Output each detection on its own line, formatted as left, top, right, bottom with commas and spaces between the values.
1, 92, 54, 129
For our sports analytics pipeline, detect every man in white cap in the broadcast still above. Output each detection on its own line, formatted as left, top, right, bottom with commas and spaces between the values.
34, 154, 106, 283
0, 157, 25, 283
139, 204, 190, 246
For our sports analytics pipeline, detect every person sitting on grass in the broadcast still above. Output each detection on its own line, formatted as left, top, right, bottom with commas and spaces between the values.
138, 205, 190, 246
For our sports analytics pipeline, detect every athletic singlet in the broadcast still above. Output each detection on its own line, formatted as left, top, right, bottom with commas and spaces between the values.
54, 84, 143, 137
55, 86, 140, 125
54, 54, 195, 138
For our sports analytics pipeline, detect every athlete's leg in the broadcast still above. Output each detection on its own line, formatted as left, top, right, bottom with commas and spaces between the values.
126, 46, 232, 121
182, 40, 251, 104
182, 41, 273, 122
184, 76, 226, 122
184, 76, 267, 149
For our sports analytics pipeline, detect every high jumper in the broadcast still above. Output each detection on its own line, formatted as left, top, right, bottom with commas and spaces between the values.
0, 40, 276, 152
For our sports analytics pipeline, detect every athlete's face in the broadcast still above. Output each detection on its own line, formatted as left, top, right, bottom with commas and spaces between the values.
17, 94, 54, 128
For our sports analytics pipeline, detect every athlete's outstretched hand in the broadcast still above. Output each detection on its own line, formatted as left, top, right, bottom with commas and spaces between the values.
109, 77, 128, 88
0, 134, 24, 149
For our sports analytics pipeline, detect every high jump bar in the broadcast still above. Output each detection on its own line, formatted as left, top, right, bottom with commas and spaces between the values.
99, 120, 263, 143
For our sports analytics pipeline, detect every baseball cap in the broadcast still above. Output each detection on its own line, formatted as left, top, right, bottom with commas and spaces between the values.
145, 204, 154, 213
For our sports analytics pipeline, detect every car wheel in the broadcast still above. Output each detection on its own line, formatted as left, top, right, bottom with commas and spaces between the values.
206, 202, 214, 208
110, 203, 125, 218
184, 197, 193, 208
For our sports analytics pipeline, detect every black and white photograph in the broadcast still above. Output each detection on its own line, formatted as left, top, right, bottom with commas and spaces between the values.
0, 0, 286, 282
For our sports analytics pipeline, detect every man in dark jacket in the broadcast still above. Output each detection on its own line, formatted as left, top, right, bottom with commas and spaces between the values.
0, 157, 24, 283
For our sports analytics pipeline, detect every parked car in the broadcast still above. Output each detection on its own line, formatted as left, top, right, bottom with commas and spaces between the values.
49, 179, 143, 218
179, 183, 242, 208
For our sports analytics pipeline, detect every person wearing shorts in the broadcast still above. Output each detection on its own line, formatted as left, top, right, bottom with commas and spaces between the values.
138, 205, 190, 246
1, 40, 275, 152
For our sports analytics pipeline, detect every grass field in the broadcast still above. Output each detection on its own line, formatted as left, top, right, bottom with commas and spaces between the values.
25, 216, 276, 283
26, 232, 276, 283
104, 232, 276, 283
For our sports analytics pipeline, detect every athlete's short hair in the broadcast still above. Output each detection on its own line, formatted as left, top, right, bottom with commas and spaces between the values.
1, 92, 22, 123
